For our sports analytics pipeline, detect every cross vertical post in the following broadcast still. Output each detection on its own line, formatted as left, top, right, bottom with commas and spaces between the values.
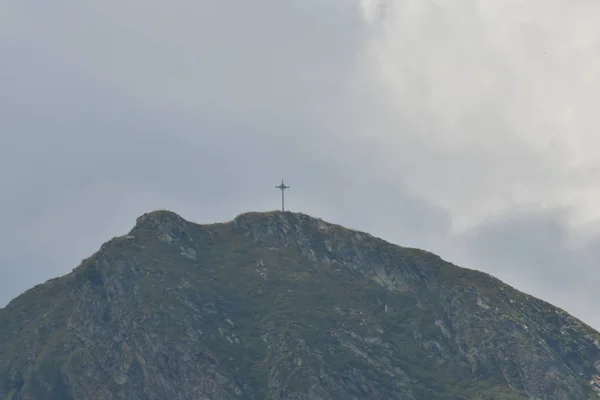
275, 180, 290, 211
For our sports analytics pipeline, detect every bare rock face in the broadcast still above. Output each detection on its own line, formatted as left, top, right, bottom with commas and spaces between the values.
1, 210, 599, 400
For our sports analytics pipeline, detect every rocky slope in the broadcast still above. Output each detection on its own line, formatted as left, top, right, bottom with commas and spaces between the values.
1, 210, 599, 400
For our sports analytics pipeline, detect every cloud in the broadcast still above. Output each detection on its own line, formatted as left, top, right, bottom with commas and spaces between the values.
335, 0, 600, 327
2, 0, 600, 331
345, 0, 600, 230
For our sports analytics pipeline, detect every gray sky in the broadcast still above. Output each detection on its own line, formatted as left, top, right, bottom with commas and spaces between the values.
2, 0, 600, 330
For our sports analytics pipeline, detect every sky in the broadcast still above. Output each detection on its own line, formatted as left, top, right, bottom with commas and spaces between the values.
2, 0, 600, 330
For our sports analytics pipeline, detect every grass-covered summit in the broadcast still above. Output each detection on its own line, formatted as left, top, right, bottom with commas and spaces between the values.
1, 210, 599, 399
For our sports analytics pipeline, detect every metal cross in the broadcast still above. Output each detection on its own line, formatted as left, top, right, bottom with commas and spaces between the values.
275, 180, 290, 211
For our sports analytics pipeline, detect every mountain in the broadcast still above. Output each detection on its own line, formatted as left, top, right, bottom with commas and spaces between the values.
1, 210, 599, 400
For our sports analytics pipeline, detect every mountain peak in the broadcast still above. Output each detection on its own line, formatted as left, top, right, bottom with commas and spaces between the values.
129, 209, 193, 245
233, 210, 335, 231
1, 209, 600, 399
233, 210, 339, 241
135, 209, 187, 224
133, 208, 189, 230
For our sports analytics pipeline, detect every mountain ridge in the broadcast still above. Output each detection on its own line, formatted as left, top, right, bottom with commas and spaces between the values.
1, 209, 599, 399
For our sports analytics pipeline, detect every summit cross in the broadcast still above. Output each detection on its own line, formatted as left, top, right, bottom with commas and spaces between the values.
275, 180, 290, 211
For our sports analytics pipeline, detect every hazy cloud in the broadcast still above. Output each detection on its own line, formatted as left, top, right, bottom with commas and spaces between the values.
2, 0, 600, 330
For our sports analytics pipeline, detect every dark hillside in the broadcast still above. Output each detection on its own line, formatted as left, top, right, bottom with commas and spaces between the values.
1, 210, 599, 399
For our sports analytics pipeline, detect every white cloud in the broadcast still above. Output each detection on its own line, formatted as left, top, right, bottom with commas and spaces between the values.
348, 0, 600, 231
